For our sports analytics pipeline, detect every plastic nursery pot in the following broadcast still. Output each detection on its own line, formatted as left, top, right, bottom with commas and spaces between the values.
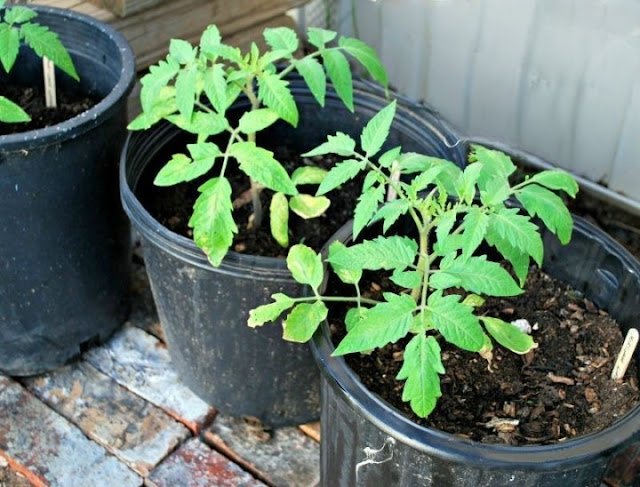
0, 7, 136, 376
120, 79, 464, 427
311, 216, 640, 486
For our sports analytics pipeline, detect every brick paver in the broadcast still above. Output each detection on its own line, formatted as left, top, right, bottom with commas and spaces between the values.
147, 438, 265, 487
84, 325, 215, 434
204, 415, 320, 487
23, 362, 190, 477
0, 376, 141, 487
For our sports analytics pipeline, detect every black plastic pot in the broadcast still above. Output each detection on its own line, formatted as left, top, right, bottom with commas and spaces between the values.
312, 216, 640, 486
0, 7, 136, 375
120, 80, 464, 427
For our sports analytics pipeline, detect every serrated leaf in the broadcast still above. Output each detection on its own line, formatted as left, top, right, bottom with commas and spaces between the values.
269, 192, 289, 247
5, 6, 37, 24
307, 28, 337, 49
479, 175, 512, 207
199, 24, 221, 55
283, 301, 328, 342
0, 23, 19, 72
524, 170, 579, 197
353, 185, 385, 239
397, 334, 443, 418
154, 154, 192, 186
322, 49, 353, 111
516, 184, 574, 244
328, 235, 417, 271
428, 271, 460, 290
0, 95, 29, 122
328, 241, 362, 285
189, 177, 237, 266
203, 64, 227, 113
289, 194, 330, 219
291, 166, 327, 185
169, 38, 196, 64
371, 199, 409, 233
175, 65, 197, 121
287, 244, 323, 290
470, 145, 516, 188
460, 208, 489, 260
378, 146, 402, 168
229, 142, 297, 195
427, 292, 485, 352
295, 56, 326, 106
436, 255, 523, 296
485, 230, 530, 286
462, 294, 485, 307
263, 27, 298, 54
333, 294, 416, 355
248, 293, 295, 328
345, 307, 367, 332
481, 317, 537, 354
153, 144, 220, 185
435, 210, 458, 248
338, 36, 388, 87
410, 311, 434, 333
360, 100, 396, 157
258, 72, 298, 126
239, 108, 279, 134
303, 132, 356, 158
316, 158, 364, 195
407, 164, 446, 199
140, 60, 179, 113
488, 208, 543, 265
167, 111, 227, 135
20, 22, 78, 80
455, 162, 483, 204
390, 269, 421, 289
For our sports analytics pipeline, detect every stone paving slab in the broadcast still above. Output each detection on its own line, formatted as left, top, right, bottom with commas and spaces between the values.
84, 325, 215, 434
23, 362, 190, 477
204, 415, 320, 487
146, 438, 265, 487
0, 376, 141, 487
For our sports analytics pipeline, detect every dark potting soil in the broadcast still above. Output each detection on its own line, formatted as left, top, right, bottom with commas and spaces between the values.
138, 146, 362, 256
0, 84, 98, 135
327, 266, 640, 446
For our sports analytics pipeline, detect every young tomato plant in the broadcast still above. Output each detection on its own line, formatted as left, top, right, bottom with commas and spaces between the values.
0, 0, 79, 123
128, 25, 387, 266
249, 101, 579, 418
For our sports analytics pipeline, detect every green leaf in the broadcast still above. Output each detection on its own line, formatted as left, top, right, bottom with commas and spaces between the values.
166, 111, 227, 136
295, 56, 326, 106
303, 132, 356, 158
338, 36, 388, 87
263, 27, 298, 54
248, 293, 295, 328
283, 301, 328, 342
322, 49, 353, 111
390, 269, 421, 289
169, 38, 196, 64
481, 317, 537, 354
5, 6, 37, 24
410, 311, 434, 333
353, 185, 385, 239
455, 162, 483, 204
479, 175, 512, 207
229, 142, 297, 195
270, 192, 289, 247
397, 334, 443, 418
470, 145, 516, 188
460, 208, 489, 260
328, 235, 418, 271
360, 100, 396, 157
0, 95, 29, 123
333, 293, 416, 355
154, 154, 192, 186
371, 199, 410, 233
345, 307, 367, 332
378, 146, 402, 168
0, 23, 19, 72
291, 166, 327, 185
20, 22, 78, 80
287, 244, 323, 290
485, 230, 530, 286
153, 144, 220, 186
258, 72, 298, 126
289, 194, 330, 219
328, 241, 362, 284
488, 208, 544, 266
174, 65, 198, 121
307, 28, 337, 49
435, 210, 458, 248
436, 255, 523, 296
203, 64, 227, 113
238, 108, 279, 134
462, 294, 485, 308
189, 177, 237, 266
516, 184, 574, 244
427, 292, 485, 352
199, 24, 222, 55
407, 164, 446, 199
524, 170, 579, 197
139, 60, 179, 113
316, 158, 364, 195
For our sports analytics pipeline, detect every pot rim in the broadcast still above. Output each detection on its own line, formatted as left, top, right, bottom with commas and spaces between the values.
0, 5, 136, 151
311, 215, 640, 469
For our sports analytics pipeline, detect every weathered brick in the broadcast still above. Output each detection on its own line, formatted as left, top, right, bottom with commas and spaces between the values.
23, 362, 190, 477
146, 438, 265, 487
203, 415, 320, 487
0, 376, 141, 487
84, 326, 215, 433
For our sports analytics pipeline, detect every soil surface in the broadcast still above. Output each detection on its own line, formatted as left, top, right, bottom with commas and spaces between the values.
0, 84, 97, 135
138, 146, 362, 256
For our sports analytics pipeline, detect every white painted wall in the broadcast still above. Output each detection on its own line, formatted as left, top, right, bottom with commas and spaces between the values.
335, 0, 640, 202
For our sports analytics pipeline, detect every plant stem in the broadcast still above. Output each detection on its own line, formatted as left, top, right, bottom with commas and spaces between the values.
244, 77, 265, 228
